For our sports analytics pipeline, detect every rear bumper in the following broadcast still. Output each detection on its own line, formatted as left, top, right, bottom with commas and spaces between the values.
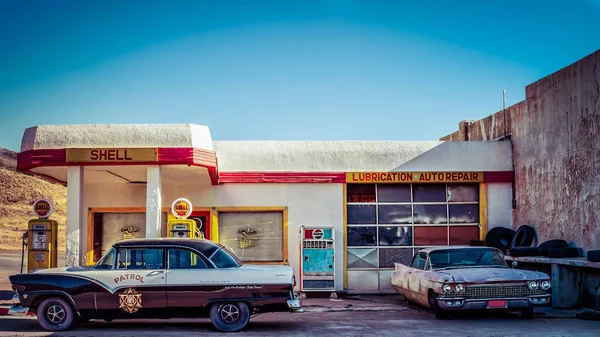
287, 292, 304, 313
8, 306, 30, 317
438, 294, 551, 311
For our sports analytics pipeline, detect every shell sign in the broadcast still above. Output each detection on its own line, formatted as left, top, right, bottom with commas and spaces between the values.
33, 199, 53, 219
171, 198, 193, 219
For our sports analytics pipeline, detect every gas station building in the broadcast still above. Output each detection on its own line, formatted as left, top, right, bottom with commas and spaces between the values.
17, 124, 514, 293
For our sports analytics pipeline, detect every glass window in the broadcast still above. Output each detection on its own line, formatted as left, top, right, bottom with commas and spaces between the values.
413, 204, 448, 224
347, 184, 376, 203
210, 248, 240, 268
347, 248, 378, 269
447, 184, 479, 202
347, 226, 377, 246
449, 204, 479, 223
218, 211, 283, 262
94, 248, 115, 270
378, 226, 412, 246
168, 249, 208, 269
378, 204, 412, 224
413, 184, 447, 202
377, 184, 411, 202
379, 248, 413, 268
117, 248, 164, 270
410, 253, 427, 269
347, 205, 377, 224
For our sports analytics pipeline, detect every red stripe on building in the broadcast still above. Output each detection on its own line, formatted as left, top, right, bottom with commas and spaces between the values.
483, 171, 514, 183
17, 148, 219, 185
218, 172, 347, 183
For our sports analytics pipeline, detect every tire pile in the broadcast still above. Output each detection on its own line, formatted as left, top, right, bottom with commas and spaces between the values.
485, 225, 600, 262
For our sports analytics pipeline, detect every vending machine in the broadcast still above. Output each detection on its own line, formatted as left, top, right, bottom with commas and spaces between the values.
27, 199, 58, 273
300, 226, 335, 292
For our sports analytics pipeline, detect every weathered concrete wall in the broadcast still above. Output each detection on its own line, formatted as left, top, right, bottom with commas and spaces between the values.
441, 49, 600, 252
440, 101, 522, 141
515, 50, 600, 251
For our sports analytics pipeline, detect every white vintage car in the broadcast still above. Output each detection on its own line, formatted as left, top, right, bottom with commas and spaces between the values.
391, 246, 551, 319
9, 238, 303, 332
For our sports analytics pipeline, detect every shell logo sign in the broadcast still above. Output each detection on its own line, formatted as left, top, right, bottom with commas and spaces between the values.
171, 198, 193, 219
32, 199, 53, 219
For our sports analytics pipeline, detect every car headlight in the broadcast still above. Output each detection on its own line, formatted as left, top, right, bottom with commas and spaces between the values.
528, 281, 539, 290
540, 280, 551, 290
455, 284, 464, 293
442, 284, 452, 293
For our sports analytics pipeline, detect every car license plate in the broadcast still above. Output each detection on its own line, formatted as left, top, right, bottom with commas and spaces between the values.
488, 300, 507, 308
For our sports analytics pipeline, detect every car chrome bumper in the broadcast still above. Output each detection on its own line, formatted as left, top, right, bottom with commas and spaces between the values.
437, 294, 551, 310
287, 292, 303, 313
8, 306, 30, 317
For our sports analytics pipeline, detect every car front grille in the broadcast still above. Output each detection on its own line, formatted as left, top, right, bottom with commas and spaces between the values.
447, 284, 546, 299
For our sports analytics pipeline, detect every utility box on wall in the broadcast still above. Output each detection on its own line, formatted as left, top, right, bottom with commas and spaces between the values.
300, 226, 335, 292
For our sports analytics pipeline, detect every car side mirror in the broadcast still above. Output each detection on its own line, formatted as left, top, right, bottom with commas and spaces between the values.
511, 261, 518, 269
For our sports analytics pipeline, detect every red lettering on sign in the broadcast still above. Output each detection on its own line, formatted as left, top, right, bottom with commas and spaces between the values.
473, 173, 479, 181
125, 150, 133, 160
90, 149, 99, 160
99, 150, 107, 160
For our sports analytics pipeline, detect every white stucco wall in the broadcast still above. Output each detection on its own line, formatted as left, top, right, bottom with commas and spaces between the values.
21, 124, 213, 152
82, 180, 344, 291
487, 182, 513, 230
162, 183, 345, 291
214, 141, 513, 172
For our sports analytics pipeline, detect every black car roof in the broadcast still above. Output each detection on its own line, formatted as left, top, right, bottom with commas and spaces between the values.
112, 238, 222, 257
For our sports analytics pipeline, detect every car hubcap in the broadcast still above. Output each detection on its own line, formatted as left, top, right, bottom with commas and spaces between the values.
46, 304, 66, 324
219, 304, 240, 323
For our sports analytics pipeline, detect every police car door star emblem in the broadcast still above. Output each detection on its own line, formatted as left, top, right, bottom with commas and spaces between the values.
119, 288, 142, 313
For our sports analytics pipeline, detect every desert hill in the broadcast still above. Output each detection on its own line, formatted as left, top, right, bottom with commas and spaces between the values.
0, 146, 66, 251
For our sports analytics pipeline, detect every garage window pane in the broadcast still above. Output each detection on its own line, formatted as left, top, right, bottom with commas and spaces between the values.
347, 205, 377, 224
413, 184, 447, 202
347, 184, 376, 203
448, 184, 479, 202
378, 205, 412, 224
378, 226, 412, 246
377, 184, 411, 202
413, 204, 448, 224
218, 212, 283, 262
449, 204, 479, 223
347, 226, 377, 246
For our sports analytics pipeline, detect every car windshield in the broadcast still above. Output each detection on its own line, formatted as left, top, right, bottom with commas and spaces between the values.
93, 248, 116, 270
429, 248, 507, 270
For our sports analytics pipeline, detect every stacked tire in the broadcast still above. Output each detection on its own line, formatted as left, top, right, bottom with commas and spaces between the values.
509, 225, 539, 257
485, 227, 516, 254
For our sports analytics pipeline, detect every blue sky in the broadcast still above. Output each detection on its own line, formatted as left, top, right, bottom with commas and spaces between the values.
1, 0, 599, 151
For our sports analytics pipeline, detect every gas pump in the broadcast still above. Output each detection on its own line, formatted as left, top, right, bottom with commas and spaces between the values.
26, 199, 58, 273
167, 198, 201, 238
300, 226, 335, 292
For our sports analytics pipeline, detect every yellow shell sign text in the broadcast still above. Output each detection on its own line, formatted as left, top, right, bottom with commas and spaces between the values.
66, 148, 158, 163
346, 172, 483, 183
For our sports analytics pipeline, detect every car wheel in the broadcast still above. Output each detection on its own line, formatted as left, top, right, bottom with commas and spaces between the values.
36, 297, 74, 331
428, 290, 447, 320
210, 302, 250, 332
521, 308, 534, 319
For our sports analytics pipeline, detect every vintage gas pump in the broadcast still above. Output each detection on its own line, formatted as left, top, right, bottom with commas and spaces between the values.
300, 226, 335, 292
167, 198, 200, 238
27, 199, 58, 273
